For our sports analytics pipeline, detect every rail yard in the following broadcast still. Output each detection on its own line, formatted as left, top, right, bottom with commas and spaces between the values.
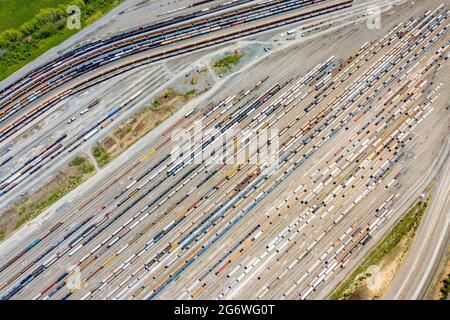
0, 0, 449, 301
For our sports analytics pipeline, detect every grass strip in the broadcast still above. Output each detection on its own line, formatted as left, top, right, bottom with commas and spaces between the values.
0, 0, 123, 81
330, 198, 429, 300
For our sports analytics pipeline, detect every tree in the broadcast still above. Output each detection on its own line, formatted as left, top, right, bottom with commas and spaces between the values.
20, 21, 38, 37
0, 29, 23, 49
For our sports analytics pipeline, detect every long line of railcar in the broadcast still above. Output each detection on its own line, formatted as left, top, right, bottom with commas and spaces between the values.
0, 1, 353, 144
0, 4, 446, 300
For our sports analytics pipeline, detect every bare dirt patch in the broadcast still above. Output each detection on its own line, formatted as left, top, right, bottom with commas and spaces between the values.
331, 196, 430, 300
94, 82, 210, 164
351, 235, 411, 299
99, 90, 179, 160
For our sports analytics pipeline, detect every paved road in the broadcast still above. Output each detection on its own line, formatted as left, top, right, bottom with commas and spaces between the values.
384, 136, 450, 299
0, 0, 228, 89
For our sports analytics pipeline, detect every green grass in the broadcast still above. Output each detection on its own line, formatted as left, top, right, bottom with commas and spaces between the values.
0, 27, 79, 80
190, 75, 199, 85
213, 53, 242, 73
0, 0, 124, 81
152, 89, 178, 108
330, 198, 429, 300
93, 145, 110, 168
0, 0, 74, 32
70, 155, 86, 166
70, 155, 95, 174
0, 229, 5, 241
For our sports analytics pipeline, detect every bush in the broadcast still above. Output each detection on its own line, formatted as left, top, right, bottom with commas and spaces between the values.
70, 156, 86, 166
183, 89, 197, 101
93, 146, 110, 167
0, 29, 23, 48
439, 273, 450, 300
70, 155, 95, 174
0, 0, 123, 80
20, 21, 37, 37
213, 53, 242, 72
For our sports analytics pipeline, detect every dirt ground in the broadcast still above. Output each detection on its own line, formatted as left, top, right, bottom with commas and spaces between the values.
429, 246, 450, 300
97, 72, 212, 161
351, 235, 411, 299
0, 156, 94, 241
99, 89, 181, 159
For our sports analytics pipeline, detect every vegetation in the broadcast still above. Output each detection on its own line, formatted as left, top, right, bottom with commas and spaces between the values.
16, 176, 82, 228
163, 91, 174, 99
0, 0, 74, 31
183, 89, 197, 101
70, 155, 86, 166
213, 53, 242, 73
190, 75, 199, 85
152, 89, 177, 109
439, 273, 450, 300
93, 145, 110, 168
0, 0, 123, 81
331, 199, 429, 300
70, 155, 95, 174
96, 86, 200, 169
0, 155, 95, 239
152, 98, 161, 108
14, 156, 94, 229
